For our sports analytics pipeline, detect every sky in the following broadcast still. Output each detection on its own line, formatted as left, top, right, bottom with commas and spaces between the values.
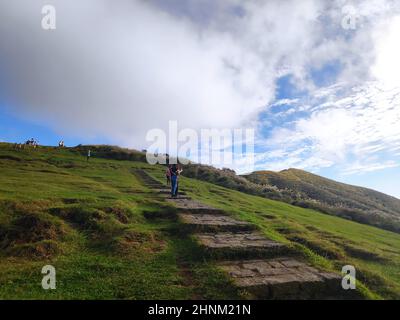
0, 0, 400, 198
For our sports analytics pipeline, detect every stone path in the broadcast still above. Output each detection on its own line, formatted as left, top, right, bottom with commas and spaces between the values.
134, 169, 165, 189
134, 169, 348, 299
179, 213, 255, 232
219, 258, 342, 299
166, 198, 223, 213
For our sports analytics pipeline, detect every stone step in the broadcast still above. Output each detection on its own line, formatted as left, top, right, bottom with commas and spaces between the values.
147, 186, 165, 190
135, 170, 191, 197
166, 198, 224, 214
134, 170, 164, 187
218, 258, 345, 299
195, 232, 290, 259
144, 181, 163, 186
179, 213, 256, 233
157, 189, 187, 196
168, 195, 192, 200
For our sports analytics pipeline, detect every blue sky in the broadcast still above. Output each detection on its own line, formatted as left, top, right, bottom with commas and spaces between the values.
1, 0, 400, 198
0, 105, 113, 147
251, 64, 400, 198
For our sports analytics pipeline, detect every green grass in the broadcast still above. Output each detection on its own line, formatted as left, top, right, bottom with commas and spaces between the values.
149, 170, 400, 299
0, 143, 239, 299
1, 142, 399, 299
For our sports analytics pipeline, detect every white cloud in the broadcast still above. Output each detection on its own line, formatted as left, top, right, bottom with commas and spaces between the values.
271, 99, 300, 107
1, 0, 400, 182
1, 0, 399, 149
1, 0, 270, 145
342, 160, 399, 175
253, 5, 400, 175
259, 79, 400, 174
371, 15, 400, 88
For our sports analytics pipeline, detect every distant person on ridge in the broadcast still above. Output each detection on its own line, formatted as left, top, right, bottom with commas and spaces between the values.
87, 149, 91, 162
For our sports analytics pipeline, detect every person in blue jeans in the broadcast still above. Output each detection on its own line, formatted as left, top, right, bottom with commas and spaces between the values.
170, 164, 182, 198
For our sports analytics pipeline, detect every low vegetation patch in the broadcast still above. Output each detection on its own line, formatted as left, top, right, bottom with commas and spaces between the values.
7, 240, 64, 259
0, 211, 67, 247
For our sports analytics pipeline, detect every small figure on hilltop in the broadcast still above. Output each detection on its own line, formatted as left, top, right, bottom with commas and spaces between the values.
170, 163, 183, 198
87, 149, 91, 162
25, 138, 38, 148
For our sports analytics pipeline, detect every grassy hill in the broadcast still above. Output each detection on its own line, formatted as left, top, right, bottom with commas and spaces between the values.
1, 143, 400, 299
245, 169, 400, 233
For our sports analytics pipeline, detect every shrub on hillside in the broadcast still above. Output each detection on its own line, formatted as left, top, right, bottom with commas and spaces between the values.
73, 145, 146, 162
182, 164, 283, 200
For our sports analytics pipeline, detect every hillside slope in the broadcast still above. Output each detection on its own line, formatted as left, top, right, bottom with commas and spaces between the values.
0, 143, 237, 299
0, 143, 399, 299
245, 169, 400, 233
182, 164, 400, 233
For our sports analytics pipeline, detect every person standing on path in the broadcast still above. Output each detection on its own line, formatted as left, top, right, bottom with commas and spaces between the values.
165, 165, 171, 186
175, 164, 183, 195
170, 164, 183, 198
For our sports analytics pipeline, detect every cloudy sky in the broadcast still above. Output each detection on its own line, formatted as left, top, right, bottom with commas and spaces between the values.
1, 0, 400, 198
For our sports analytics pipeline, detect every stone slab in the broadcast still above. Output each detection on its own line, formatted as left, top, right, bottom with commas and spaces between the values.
218, 258, 343, 299
166, 198, 224, 214
179, 213, 255, 232
196, 232, 285, 249
194, 232, 288, 259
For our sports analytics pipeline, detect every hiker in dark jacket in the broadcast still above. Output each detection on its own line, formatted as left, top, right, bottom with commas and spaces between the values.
170, 164, 183, 198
